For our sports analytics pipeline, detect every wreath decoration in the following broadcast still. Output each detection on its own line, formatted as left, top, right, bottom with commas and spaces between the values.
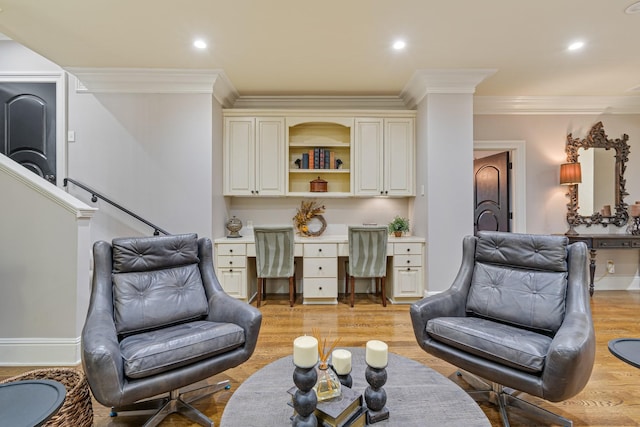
293, 200, 327, 237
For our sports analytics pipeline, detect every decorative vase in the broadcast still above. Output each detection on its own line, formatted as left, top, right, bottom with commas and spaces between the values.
313, 363, 341, 401
226, 216, 242, 238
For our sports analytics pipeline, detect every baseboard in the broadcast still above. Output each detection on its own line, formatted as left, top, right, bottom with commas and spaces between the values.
593, 276, 640, 291
0, 337, 81, 366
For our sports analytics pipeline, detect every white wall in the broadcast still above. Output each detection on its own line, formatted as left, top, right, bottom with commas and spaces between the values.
474, 114, 640, 290
66, 75, 216, 243
0, 156, 94, 365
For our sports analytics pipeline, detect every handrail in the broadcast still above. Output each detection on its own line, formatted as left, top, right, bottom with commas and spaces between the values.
63, 178, 170, 236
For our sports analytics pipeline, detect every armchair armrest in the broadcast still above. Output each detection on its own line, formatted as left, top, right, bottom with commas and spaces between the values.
410, 235, 477, 344
542, 310, 595, 401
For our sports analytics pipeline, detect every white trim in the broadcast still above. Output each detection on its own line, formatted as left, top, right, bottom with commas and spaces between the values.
0, 72, 68, 185
65, 67, 239, 106
474, 140, 527, 233
0, 337, 81, 366
474, 96, 640, 115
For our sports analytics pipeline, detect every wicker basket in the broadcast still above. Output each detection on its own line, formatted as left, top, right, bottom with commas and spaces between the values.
0, 368, 93, 427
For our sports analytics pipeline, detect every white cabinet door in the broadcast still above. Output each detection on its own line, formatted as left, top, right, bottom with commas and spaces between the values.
255, 118, 285, 196
354, 117, 415, 196
217, 268, 247, 299
392, 267, 423, 298
224, 117, 285, 196
384, 118, 415, 196
354, 118, 384, 196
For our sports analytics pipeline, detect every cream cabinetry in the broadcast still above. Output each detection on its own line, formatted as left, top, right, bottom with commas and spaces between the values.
354, 117, 415, 196
215, 243, 248, 299
387, 241, 424, 303
223, 110, 415, 198
302, 243, 338, 304
223, 117, 285, 196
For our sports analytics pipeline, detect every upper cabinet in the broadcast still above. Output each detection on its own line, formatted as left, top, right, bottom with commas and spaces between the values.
354, 117, 415, 196
223, 110, 415, 198
224, 117, 285, 196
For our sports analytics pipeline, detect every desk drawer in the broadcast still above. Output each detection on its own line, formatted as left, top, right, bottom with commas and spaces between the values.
393, 254, 422, 268
394, 243, 423, 255
303, 243, 337, 258
303, 278, 337, 298
303, 258, 337, 277
216, 243, 246, 256
594, 239, 634, 249
217, 255, 246, 268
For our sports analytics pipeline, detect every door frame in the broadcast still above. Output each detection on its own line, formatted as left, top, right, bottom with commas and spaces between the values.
474, 140, 526, 233
0, 72, 67, 187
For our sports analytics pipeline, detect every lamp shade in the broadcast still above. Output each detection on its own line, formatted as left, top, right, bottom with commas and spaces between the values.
560, 163, 582, 185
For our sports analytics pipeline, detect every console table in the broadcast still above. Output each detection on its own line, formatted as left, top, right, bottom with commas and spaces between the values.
566, 234, 640, 296
214, 234, 425, 304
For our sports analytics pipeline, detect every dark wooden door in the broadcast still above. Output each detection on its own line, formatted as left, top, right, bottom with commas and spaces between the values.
0, 82, 57, 184
474, 151, 510, 234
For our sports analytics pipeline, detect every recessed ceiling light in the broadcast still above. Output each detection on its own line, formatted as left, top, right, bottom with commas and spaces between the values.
393, 40, 406, 50
193, 39, 207, 49
625, 1, 640, 14
568, 41, 584, 51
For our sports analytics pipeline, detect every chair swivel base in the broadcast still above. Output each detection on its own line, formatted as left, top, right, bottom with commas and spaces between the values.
110, 380, 231, 427
453, 371, 573, 427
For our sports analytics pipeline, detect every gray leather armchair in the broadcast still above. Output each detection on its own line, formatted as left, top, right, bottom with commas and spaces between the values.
81, 233, 262, 427
410, 231, 595, 427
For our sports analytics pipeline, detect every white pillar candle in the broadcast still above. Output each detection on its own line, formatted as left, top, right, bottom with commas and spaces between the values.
293, 335, 318, 368
366, 340, 388, 368
331, 349, 352, 375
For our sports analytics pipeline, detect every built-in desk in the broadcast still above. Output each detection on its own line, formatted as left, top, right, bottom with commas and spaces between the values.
214, 234, 426, 305
566, 234, 640, 296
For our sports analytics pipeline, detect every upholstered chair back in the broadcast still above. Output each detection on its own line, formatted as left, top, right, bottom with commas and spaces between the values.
348, 226, 388, 278
467, 231, 569, 334
111, 233, 208, 336
254, 226, 295, 279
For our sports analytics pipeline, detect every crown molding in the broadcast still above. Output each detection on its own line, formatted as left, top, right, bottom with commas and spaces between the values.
474, 96, 640, 115
401, 69, 497, 108
231, 95, 410, 110
65, 68, 239, 107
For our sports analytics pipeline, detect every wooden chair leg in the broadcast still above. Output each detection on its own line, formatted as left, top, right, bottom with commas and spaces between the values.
380, 277, 387, 307
257, 278, 263, 307
288, 276, 295, 307
350, 276, 355, 308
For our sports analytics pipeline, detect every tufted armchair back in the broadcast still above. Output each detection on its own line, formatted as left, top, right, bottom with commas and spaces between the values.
110, 233, 209, 336
467, 231, 569, 334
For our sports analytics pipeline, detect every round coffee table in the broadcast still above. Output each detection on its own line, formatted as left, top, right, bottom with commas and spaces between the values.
608, 338, 640, 368
221, 348, 490, 426
0, 379, 66, 426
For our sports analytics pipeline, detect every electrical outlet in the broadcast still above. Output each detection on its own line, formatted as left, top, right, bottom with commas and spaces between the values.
607, 260, 615, 274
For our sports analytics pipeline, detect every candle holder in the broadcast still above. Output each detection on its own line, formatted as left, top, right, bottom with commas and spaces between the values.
332, 365, 353, 388
292, 365, 318, 427
627, 216, 640, 235
364, 364, 389, 423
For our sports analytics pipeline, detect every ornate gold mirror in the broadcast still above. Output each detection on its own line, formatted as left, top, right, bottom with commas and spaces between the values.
565, 122, 630, 231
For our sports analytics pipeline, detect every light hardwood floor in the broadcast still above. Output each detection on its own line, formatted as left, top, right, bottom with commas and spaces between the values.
2, 291, 639, 426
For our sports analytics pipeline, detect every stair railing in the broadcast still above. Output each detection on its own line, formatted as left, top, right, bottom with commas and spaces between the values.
63, 178, 170, 236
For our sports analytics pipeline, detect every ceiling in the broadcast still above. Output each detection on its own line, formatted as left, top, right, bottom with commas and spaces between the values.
1, 0, 639, 99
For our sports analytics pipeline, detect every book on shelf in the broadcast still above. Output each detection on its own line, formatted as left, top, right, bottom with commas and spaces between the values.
314, 147, 321, 169
309, 149, 314, 169
302, 153, 309, 169
329, 151, 335, 169
288, 385, 363, 427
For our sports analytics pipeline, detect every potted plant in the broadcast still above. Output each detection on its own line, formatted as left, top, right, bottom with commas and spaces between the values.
388, 216, 410, 237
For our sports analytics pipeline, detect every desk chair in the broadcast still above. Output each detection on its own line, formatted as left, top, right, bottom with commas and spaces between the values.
410, 231, 594, 426
346, 226, 388, 307
254, 226, 296, 307
82, 233, 262, 427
